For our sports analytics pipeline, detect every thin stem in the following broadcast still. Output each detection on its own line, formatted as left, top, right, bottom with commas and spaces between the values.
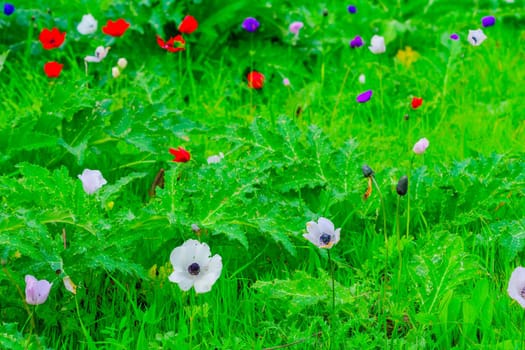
327, 249, 335, 349
520, 312, 525, 350
396, 195, 402, 281
406, 157, 413, 239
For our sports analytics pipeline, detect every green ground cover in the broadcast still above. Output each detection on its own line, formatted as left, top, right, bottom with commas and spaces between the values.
1, 0, 524, 348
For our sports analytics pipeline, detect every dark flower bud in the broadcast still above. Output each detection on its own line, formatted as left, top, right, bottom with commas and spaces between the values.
396, 175, 408, 196
362, 164, 374, 178
322, 8, 329, 16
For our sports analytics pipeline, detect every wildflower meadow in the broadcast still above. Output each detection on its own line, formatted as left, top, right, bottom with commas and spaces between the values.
1, 0, 525, 349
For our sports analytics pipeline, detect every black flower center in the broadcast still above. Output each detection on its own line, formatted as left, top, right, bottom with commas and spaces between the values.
320, 233, 331, 245
520, 287, 525, 299
188, 262, 200, 276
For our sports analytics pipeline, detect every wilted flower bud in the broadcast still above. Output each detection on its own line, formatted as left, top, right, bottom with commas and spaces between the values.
362, 164, 374, 178
191, 224, 201, 233
396, 175, 408, 196
322, 8, 329, 16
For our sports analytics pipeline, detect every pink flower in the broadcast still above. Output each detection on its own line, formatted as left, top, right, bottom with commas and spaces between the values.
289, 21, 304, 35
25, 275, 52, 305
413, 138, 429, 154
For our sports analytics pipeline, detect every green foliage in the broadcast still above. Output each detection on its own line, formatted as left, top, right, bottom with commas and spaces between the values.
0, 0, 524, 348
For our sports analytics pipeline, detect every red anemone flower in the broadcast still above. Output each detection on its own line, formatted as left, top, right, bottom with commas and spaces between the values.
157, 35, 185, 52
169, 147, 191, 162
178, 15, 198, 34
39, 28, 66, 50
411, 97, 423, 109
247, 71, 265, 89
43, 61, 63, 78
102, 19, 130, 37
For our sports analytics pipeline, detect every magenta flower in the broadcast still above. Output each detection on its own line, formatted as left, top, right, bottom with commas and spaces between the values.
350, 35, 364, 48
481, 16, 496, 27
450, 33, 459, 40
25, 275, 52, 305
356, 90, 373, 103
413, 138, 429, 154
242, 17, 260, 32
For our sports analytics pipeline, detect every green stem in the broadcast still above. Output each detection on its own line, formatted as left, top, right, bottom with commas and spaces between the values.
396, 195, 402, 281
327, 249, 335, 349
521, 310, 524, 350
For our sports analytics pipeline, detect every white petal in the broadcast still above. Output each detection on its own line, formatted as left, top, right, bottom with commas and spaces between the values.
169, 271, 194, 291
77, 14, 98, 35
194, 255, 222, 293
193, 242, 212, 263
84, 56, 101, 63
306, 221, 320, 236
332, 228, 341, 246
318, 217, 335, 234
508, 267, 525, 308
303, 233, 321, 247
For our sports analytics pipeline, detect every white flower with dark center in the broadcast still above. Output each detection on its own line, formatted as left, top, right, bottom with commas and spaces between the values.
85, 46, 110, 63
77, 14, 98, 35
508, 267, 525, 308
25, 275, 52, 305
467, 29, 487, 46
168, 239, 222, 293
304, 217, 340, 249
369, 35, 386, 54
78, 169, 107, 194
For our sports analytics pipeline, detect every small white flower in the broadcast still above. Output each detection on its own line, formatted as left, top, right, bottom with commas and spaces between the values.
358, 73, 366, 84
78, 169, 107, 194
369, 35, 386, 54
304, 217, 341, 249
413, 138, 429, 154
508, 267, 525, 308
117, 58, 128, 69
283, 78, 291, 87
168, 239, 222, 293
77, 14, 98, 35
111, 66, 120, 78
207, 152, 224, 164
85, 46, 110, 63
467, 29, 487, 46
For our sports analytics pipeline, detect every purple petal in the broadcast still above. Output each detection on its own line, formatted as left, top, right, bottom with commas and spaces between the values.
347, 5, 357, 14
242, 17, 260, 32
356, 90, 373, 103
4, 3, 15, 15
450, 33, 459, 40
481, 16, 496, 27
350, 35, 363, 48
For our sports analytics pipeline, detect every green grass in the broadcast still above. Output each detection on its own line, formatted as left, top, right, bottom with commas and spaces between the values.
1, 0, 524, 349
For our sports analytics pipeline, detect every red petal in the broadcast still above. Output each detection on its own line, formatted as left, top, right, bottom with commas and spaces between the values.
44, 61, 63, 78
103, 19, 130, 37
411, 97, 423, 109
39, 28, 66, 50
247, 71, 265, 89
178, 15, 198, 34
156, 35, 166, 49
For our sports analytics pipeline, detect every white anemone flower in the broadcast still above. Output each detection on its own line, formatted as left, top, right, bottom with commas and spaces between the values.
78, 169, 107, 194
358, 73, 366, 84
467, 29, 487, 46
508, 267, 525, 308
369, 35, 386, 54
25, 275, 52, 305
85, 46, 110, 63
169, 239, 222, 293
304, 217, 341, 249
207, 152, 224, 164
77, 14, 98, 35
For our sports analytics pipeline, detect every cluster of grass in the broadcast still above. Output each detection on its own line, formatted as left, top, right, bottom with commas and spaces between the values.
1, 0, 524, 348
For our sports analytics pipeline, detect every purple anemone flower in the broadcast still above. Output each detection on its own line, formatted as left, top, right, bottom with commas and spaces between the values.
350, 35, 364, 48
356, 90, 373, 103
242, 17, 260, 32
450, 33, 459, 40
481, 16, 496, 27
347, 5, 357, 13
3, 3, 15, 15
